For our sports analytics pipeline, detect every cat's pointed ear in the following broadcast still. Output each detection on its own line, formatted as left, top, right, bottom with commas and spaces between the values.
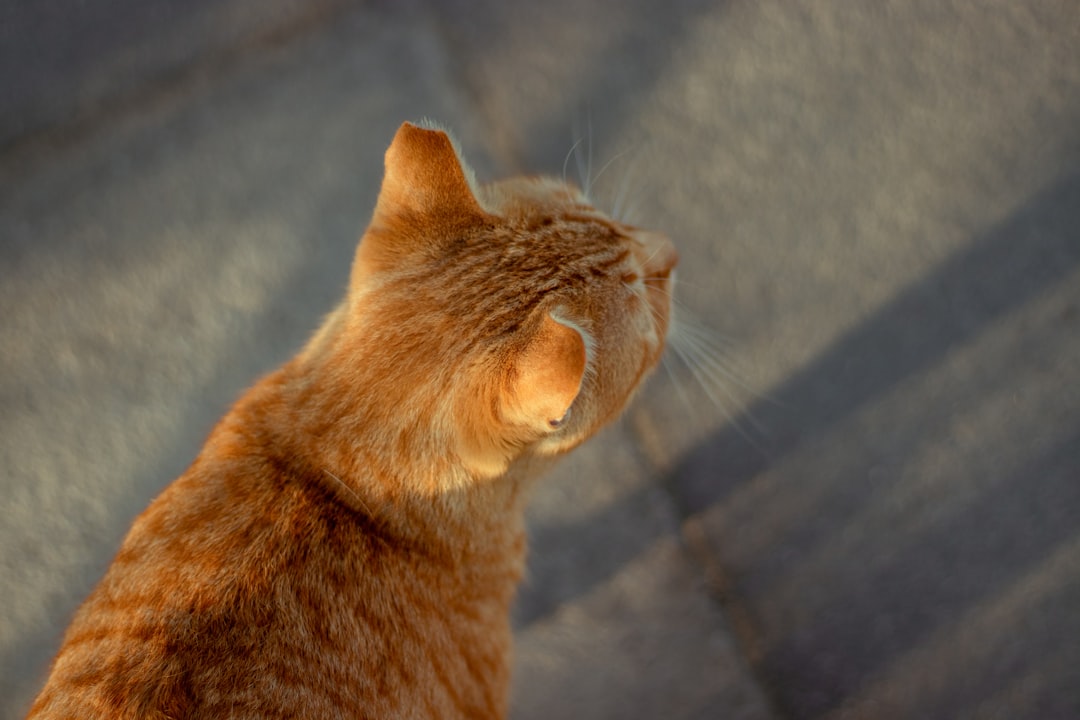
355, 123, 488, 283
373, 122, 486, 229
508, 314, 588, 432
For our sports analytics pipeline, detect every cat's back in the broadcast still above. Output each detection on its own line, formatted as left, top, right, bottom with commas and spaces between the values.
27, 380, 513, 719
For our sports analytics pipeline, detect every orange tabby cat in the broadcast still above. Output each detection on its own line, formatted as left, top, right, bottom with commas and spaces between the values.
27, 122, 676, 719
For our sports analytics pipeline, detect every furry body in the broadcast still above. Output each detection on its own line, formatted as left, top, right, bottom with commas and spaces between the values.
28, 123, 675, 719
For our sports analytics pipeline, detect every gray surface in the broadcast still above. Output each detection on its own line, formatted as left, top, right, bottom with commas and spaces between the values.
2, 1, 1079, 719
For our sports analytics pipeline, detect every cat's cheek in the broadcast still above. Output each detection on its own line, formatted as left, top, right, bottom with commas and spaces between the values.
451, 404, 516, 480
533, 431, 589, 457
636, 310, 660, 350
457, 449, 514, 480
457, 426, 579, 478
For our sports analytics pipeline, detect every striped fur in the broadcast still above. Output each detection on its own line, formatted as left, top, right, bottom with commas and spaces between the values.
27, 123, 676, 719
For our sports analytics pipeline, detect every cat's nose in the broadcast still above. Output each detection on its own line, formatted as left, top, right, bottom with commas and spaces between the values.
635, 231, 678, 278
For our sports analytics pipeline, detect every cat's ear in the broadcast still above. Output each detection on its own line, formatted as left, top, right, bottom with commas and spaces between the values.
455, 313, 588, 478
355, 123, 488, 282
373, 122, 486, 231
507, 313, 588, 434
455, 313, 591, 479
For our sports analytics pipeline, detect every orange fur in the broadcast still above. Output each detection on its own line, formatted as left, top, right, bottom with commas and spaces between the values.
27, 122, 676, 719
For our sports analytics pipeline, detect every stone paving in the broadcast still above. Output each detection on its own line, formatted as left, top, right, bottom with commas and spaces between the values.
2, 2, 1079, 719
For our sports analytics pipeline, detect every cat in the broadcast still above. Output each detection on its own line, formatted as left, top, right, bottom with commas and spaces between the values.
26, 121, 677, 719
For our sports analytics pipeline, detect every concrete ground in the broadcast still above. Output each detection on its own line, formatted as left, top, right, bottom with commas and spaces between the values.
2, 2, 1078, 719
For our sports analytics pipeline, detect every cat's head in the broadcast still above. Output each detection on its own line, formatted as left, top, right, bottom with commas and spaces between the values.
348, 122, 675, 479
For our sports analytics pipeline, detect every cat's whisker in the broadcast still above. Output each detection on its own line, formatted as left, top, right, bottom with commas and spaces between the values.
590, 147, 633, 196
669, 304, 746, 360
561, 137, 584, 189
674, 322, 783, 408
571, 112, 595, 200
659, 352, 696, 418
611, 151, 644, 224
639, 243, 668, 271
662, 308, 780, 455
666, 335, 769, 454
670, 295, 771, 364
323, 469, 377, 519
673, 333, 772, 439
680, 337, 760, 401
566, 119, 644, 224
673, 320, 743, 368
673, 316, 744, 371
641, 278, 687, 301
661, 278, 732, 294
586, 115, 594, 199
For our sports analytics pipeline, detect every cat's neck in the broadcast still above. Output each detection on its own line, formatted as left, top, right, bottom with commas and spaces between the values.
214, 302, 541, 560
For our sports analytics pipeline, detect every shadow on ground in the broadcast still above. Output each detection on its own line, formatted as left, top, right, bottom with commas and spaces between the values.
516, 167, 1080, 717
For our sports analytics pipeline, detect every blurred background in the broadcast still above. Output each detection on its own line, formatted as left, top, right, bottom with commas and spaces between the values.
2, 1, 1079, 718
